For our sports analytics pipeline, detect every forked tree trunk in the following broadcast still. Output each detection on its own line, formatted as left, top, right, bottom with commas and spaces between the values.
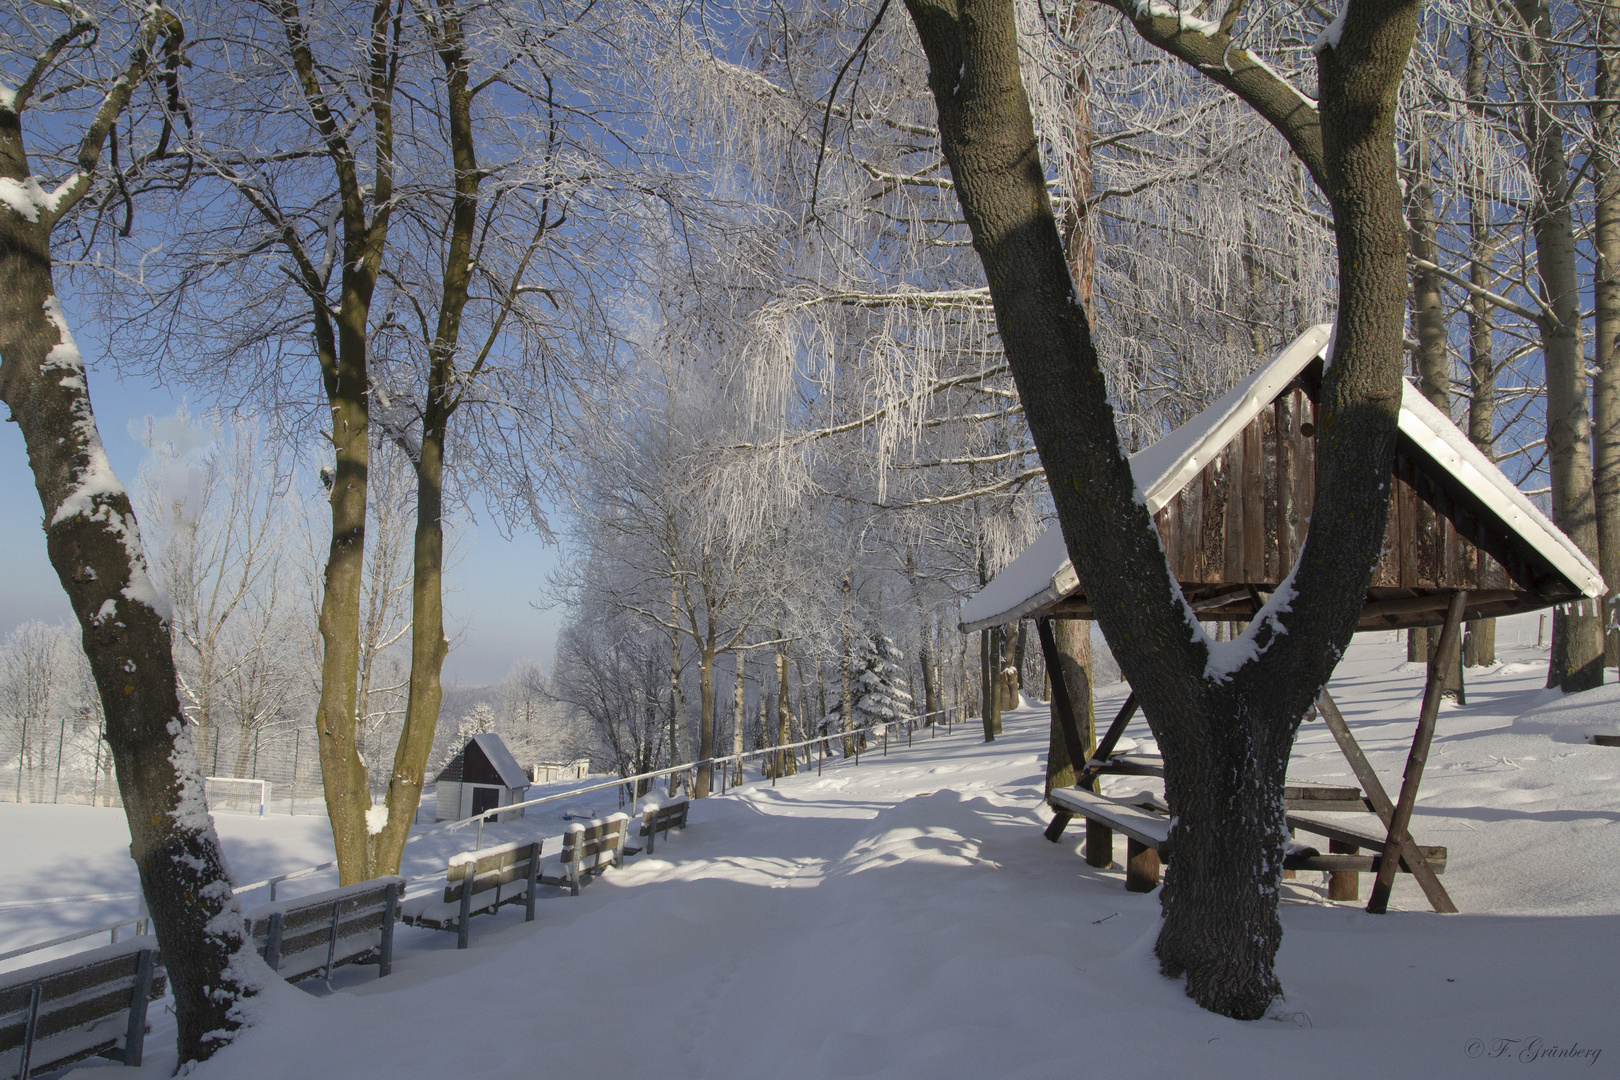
904, 0, 1417, 1019
0, 14, 256, 1056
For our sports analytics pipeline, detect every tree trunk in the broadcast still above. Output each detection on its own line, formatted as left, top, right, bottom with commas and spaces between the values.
733, 650, 746, 765
1405, 109, 1448, 672
776, 643, 795, 776
920, 616, 940, 723
1045, 618, 1095, 796
1593, 0, 1620, 666
696, 640, 714, 796
1464, 22, 1499, 669
1514, 0, 1605, 690
2, 59, 256, 1068
903, 0, 1418, 1019
841, 580, 856, 757
980, 626, 997, 741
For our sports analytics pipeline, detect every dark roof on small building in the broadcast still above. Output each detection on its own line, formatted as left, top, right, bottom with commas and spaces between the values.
434, 733, 529, 788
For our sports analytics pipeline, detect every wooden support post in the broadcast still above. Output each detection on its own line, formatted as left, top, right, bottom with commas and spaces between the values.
264, 911, 284, 972
381, 881, 399, 975
646, 813, 657, 856
1036, 617, 1088, 782
1327, 840, 1359, 901
1086, 819, 1114, 869
1125, 838, 1160, 892
19, 981, 41, 1080
1369, 590, 1467, 914
457, 864, 474, 949
1282, 826, 1297, 879
1043, 810, 1074, 844
1080, 693, 1138, 785
324, 899, 341, 982
124, 947, 155, 1065
525, 844, 541, 923
1316, 689, 1456, 913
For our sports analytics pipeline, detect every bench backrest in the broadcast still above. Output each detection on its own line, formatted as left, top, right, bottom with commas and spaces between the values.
444, 839, 543, 905
0, 937, 165, 1075
561, 814, 628, 866
244, 876, 403, 982
641, 799, 689, 834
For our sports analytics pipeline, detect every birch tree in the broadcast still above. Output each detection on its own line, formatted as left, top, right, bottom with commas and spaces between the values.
0, 0, 253, 1058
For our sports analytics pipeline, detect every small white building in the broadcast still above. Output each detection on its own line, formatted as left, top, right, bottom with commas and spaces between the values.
433, 733, 530, 823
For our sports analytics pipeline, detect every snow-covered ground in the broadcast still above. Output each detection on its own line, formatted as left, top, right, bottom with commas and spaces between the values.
4, 613, 1615, 1078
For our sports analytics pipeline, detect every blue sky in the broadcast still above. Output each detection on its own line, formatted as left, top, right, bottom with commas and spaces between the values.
0, 314, 563, 687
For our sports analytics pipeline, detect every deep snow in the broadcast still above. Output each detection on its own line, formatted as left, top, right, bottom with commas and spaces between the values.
3, 613, 1615, 1079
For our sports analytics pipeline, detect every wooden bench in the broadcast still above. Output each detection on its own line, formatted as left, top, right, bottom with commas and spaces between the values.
1049, 788, 1171, 892
542, 814, 627, 896
401, 838, 544, 949
1049, 789, 1445, 899
1286, 812, 1446, 901
243, 876, 403, 983
625, 800, 688, 857
0, 937, 164, 1077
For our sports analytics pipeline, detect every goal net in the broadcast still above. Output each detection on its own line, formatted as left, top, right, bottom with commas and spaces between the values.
204, 777, 272, 816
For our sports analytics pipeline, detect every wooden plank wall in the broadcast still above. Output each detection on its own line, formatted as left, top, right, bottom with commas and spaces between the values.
1152, 390, 1536, 593
1155, 388, 1315, 586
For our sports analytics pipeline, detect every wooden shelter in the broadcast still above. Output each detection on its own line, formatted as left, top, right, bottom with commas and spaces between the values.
963, 325, 1605, 913
434, 733, 531, 823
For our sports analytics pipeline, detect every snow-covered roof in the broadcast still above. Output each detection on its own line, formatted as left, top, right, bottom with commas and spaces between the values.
437, 733, 530, 789
471, 733, 530, 788
960, 325, 1603, 632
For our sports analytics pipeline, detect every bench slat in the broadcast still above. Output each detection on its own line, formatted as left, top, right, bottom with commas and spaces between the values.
1048, 788, 1171, 851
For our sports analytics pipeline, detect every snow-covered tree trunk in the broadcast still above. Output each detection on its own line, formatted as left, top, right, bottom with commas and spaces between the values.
0, 8, 256, 1059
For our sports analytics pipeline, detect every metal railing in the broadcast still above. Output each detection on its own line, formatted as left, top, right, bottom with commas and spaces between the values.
3, 706, 970, 962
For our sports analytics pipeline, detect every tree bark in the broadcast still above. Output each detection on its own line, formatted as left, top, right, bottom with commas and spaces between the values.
904, 0, 1417, 1018
0, 10, 256, 1059
1513, 0, 1606, 690
1593, 0, 1620, 666
1464, 21, 1499, 669
1405, 106, 1448, 671
270, 0, 399, 884
776, 643, 796, 776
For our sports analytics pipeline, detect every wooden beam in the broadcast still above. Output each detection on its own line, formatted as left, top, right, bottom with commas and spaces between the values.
1368, 590, 1467, 914
1079, 692, 1139, 784
1316, 690, 1456, 913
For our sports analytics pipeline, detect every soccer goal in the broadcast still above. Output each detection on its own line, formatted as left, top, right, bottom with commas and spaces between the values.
204, 777, 272, 816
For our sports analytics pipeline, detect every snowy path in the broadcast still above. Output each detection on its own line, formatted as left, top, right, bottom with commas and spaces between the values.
6, 614, 1614, 1078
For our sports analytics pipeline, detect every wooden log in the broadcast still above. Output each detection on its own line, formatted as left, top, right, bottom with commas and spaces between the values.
1085, 819, 1113, 869
1328, 839, 1359, 901
1044, 809, 1074, 844
1126, 838, 1160, 892
1369, 590, 1467, 914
